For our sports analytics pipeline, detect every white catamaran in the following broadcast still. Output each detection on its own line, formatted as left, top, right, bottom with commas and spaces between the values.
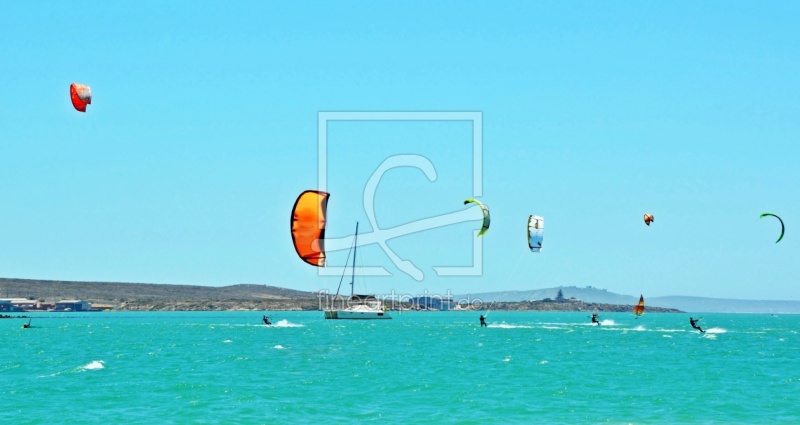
324, 222, 391, 320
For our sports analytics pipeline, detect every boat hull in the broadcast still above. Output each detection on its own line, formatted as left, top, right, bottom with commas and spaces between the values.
324, 310, 392, 320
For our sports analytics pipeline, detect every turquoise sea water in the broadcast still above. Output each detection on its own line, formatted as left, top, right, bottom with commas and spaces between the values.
2, 311, 799, 424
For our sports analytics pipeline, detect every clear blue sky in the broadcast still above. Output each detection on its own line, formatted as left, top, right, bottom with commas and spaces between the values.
1, 2, 798, 300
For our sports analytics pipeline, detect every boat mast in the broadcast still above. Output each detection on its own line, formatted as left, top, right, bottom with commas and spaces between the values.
350, 222, 358, 297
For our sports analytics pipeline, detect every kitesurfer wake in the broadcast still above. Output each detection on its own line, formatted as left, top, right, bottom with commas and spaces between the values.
479, 315, 487, 327
689, 317, 704, 333
591, 313, 601, 326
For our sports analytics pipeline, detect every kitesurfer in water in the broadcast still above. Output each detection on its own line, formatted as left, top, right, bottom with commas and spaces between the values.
591, 313, 601, 326
263, 315, 272, 326
479, 315, 487, 327
689, 317, 704, 333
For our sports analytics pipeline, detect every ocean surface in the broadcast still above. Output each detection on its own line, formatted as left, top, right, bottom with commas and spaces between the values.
2, 311, 798, 424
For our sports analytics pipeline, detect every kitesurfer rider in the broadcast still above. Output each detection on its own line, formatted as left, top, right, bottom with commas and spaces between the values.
263, 315, 272, 326
479, 315, 487, 327
689, 317, 704, 333
591, 313, 601, 326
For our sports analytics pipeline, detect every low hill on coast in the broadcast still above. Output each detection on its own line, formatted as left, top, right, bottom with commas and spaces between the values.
0, 278, 320, 311
481, 300, 679, 313
0, 278, 684, 312
460, 286, 800, 313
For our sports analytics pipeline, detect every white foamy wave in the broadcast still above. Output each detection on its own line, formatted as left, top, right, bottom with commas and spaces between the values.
82, 360, 105, 371
503, 356, 511, 362
272, 320, 304, 328
705, 327, 727, 334
600, 320, 616, 326
703, 333, 717, 339
632, 325, 646, 331
662, 335, 673, 338
223, 339, 232, 343
40, 360, 105, 378
273, 345, 286, 349
539, 360, 548, 365
542, 326, 563, 330
488, 323, 533, 329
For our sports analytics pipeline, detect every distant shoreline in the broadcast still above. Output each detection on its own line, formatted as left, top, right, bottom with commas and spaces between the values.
1, 300, 681, 313
0, 277, 684, 312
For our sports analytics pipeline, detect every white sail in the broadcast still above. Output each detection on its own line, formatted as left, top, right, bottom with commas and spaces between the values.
528, 215, 544, 252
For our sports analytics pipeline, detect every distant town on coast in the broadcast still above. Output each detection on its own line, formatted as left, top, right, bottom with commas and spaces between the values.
1, 277, 799, 314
